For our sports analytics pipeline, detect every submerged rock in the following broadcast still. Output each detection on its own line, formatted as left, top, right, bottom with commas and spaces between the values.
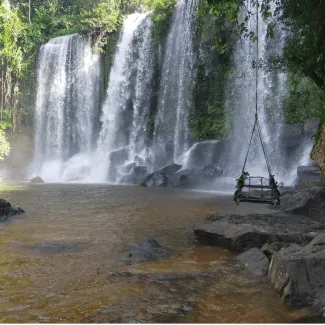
194, 213, 325, 252
30, 176, 44, 184
23, 241, 84, 254
121, 238, 173, 264
0, 199, 24, 221
236, 248, 269, 277
269, 234, 325, 310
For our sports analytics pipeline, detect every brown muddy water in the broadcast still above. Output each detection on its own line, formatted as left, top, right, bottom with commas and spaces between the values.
0, 184, 311, 323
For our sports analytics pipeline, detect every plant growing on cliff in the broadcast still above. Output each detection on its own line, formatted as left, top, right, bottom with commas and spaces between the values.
143, 0, 176, 43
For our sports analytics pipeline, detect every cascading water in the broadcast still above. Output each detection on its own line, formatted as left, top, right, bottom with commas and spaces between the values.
89, 13, 154, 183
30, 34, 101, 182
153, 0, 197, 165
222, 2, 288, 188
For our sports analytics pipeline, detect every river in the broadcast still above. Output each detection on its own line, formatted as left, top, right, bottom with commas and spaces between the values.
0, 184, 310, 323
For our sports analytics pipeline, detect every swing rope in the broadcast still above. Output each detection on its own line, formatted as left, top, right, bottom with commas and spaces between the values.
241, 3, 272, 178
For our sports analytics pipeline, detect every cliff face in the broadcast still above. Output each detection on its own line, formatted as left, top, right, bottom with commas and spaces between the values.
311, 116, 325, 183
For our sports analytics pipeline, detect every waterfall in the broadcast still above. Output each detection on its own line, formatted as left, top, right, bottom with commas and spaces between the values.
31, 34, 101, 182
222, 2, 288, 187
89, 13, 154, 183
153, 0, 197, 165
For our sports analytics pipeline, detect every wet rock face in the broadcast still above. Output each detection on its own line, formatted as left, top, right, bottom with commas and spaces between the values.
194, 213, 325, 253
311, 122, 325, 183
141, 171, 167, 187
280, 187, 325, 223
261, 242, 292, 260
121, 238, 173, 264
109, 148, 130, 181
236, 248, 269, 277
269, 234, 325, 309
0, 199, 24, 221
161, 163, 182, 175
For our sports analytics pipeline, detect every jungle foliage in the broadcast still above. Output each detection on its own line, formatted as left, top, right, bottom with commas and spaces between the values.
196, 0, 325, 138
0, 0, 175, 143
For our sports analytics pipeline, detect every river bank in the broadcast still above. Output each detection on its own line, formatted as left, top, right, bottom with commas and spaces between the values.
0, 183, 318, 322
195, 187, 325, 320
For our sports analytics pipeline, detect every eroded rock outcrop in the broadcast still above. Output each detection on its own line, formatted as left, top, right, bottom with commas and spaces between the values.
311, 121, 325, 183
280, 187, 325, 223
194, 213, 324, 252
269, 234, 325, 309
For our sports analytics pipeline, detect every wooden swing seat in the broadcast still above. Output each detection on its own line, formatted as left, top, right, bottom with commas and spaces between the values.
236, 176, 278, 205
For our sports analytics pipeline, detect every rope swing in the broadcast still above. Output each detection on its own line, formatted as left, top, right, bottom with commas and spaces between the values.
233, 5, 281, 206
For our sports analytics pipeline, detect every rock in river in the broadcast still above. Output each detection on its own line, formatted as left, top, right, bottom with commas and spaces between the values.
194, 213, 325, 252
30, 176, 44, 184
280, 187, 325, 223
121, 238, 173, 264
141, 171, 167, 188
0, 199, 24, 221
236, 248, 269, 277
269, 233, 325, 310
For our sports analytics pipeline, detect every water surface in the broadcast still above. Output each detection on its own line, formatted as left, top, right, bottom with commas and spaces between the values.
0, 184, 309, 323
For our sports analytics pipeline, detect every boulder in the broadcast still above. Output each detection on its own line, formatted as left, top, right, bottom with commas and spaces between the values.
0, 199, 24, 221
185, 140, 227, 168
161, 163, 182, 175
140, 164, 223, 189
141, 171, 167, 188
177, 166, 223, 189
194, 213, 325, 253
122, 162, 137, 174
109, 148, 129, 165
109, 148, 130, 181
120, 166, 149, 185
261, 242, 292, 260
279, 187, 325, 223
30, 176, 44, 184
202, 165, 223, 177
133, 166, 148, 177
269, 234, 325, 310
121, 238, 173, 264
236, 248, 269, 277
179, 170, 198, 188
